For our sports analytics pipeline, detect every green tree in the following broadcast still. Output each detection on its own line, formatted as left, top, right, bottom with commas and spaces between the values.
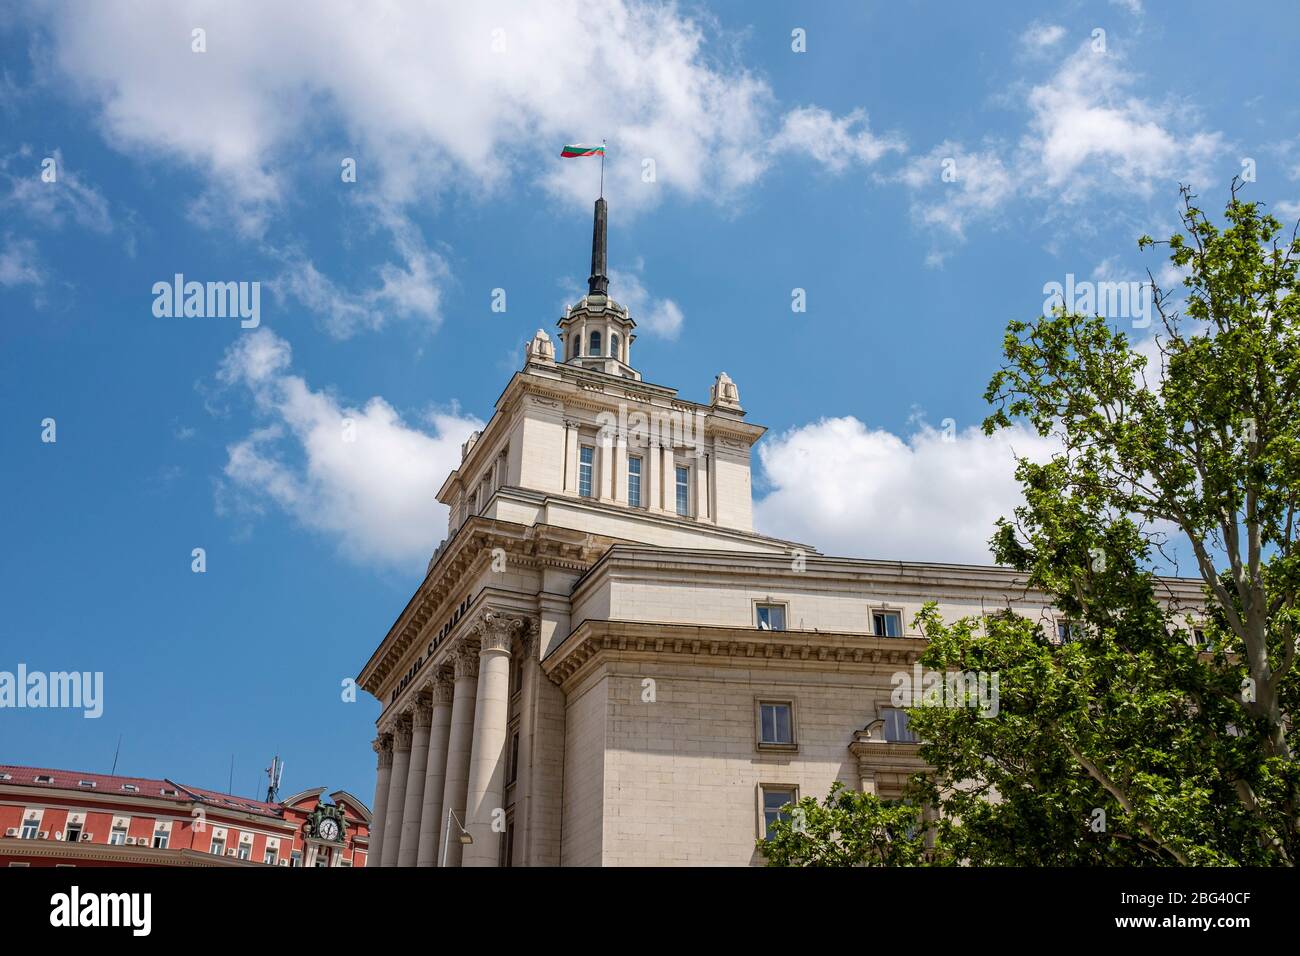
759, 782, 929, 866
786, 185, 1300, 865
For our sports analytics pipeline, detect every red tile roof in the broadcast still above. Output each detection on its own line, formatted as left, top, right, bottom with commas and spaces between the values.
0, 765, 284, 818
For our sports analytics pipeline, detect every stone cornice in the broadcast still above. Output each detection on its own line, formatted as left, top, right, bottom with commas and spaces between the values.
0, 837, 259, 867
356, 518, 614, 696
542, 619, 930, 690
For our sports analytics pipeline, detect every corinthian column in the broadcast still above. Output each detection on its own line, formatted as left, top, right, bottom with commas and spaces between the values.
367, 735, 393, 868
380, 715, 412, 866
438, 644, 479, 867
463, 610, 521, 867
396, 695, 433, 866
416, 675, 454, 866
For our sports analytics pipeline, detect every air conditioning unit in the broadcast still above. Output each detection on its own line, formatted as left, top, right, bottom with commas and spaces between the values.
81, 833, 93, 842
38, 831, 48, 839
226, 848, 237, 856
278, 859, 289, 866
125, 836, 136, 845
4, 828, 16, 837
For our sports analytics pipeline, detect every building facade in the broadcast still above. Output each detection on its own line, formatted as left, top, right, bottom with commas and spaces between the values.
357, 200, 1204, 866
0, 765, 370, 867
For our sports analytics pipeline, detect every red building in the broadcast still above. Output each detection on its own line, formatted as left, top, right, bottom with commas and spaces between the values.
0, 765, 370, 868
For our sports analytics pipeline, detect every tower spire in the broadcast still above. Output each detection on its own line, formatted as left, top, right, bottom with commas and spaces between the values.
587, 197, 609, 296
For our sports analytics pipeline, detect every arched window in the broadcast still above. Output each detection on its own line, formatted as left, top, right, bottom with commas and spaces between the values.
610, 332, 620, 360
589, 330, 602, 357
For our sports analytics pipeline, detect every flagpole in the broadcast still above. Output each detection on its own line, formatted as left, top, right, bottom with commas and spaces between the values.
600, 139, 606, 198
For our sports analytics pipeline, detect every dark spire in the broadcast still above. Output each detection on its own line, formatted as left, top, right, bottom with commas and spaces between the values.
587, 197, 609, 296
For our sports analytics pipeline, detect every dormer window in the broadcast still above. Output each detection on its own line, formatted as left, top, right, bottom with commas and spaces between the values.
589, 331, 601, 357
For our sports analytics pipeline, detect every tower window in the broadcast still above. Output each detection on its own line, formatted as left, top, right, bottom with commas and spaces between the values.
589, 331, 601, 357
579, 446, 594, 498
675, 466, 690, 516
627, 456, 642, 507
610, 332, 620, 360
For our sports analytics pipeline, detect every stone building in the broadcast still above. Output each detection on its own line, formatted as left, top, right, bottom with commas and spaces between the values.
356, 200, 1203, 866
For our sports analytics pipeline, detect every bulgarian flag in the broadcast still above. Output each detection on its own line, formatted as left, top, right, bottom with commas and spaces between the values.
561, 143, 606, 158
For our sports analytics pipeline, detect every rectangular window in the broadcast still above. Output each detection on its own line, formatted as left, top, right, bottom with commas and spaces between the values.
882, 707, 918, 743
756, 603, 786, 631
627, 456, 642, 507
502, 815, 515, 868
152, 827, 169, 849
758, 700, 795, 748
264, 848, 278, 865
507, 731, 521, 785
578, 446, 594, 498
20, 821, 39, 840
209, 836, 225, 856
237, 844, 251, 861
314, 848, 329, 867
64, 822, 83, 843
1057, 621, 1077, 644
873, 610, 902, 637
109, 825, 128, 845
760, 786, 798, 837
290, 850, 302, 868
675, 465, 690, 516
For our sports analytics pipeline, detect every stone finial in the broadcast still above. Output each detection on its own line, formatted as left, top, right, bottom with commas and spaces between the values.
710, 371, 742, 410
525, 328, 556, 366
461, 430, 480, 461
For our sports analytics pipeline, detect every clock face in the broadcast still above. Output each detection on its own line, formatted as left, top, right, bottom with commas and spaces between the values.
318, 818, 340, 841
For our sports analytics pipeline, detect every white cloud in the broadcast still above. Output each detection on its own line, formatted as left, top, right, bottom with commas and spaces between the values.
1020, 23, 1066, 50
754, 416, 1058, 563
1275, 200, 1300, 221
771, 107, 904, 173
216, 329, 482, 567
1024, 43, 1223, 202
607, 267, 684, 339
272, 213, 450, 339
895, 141, 1015, 240
0, 235, 45, 288
1, 147, 113, 233
35, 0, 776, 217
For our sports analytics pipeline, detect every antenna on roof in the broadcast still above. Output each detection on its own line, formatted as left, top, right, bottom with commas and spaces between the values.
110, 734, 122, 775
265, 755, 284, 803
228, 754, 234, 795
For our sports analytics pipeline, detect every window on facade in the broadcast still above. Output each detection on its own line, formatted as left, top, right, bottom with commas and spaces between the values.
760, 786, 798, 837
508, 731, 521, 785
627, 456, 642, 507
675, 465, 690, 516
109, 825, 128, 845
236, 844, 251, 861
501, 814, 515, 867
20, 821, 39, 840
314, 848, 329, 867
872, 610, 903, 637
1192, 628, 1211, 649
64, 822, 83, 842
758, 700, 795, 748
578, 445, 594, 498
264, 848, 278, 865
152, 827, 169, 849
610, 332, 620, 359
209, 836, 225, 856
756, 603, 786, 631
1056, 621, 1077, 644
589, 331, 601, 357
882, 707, 919, 743
290, 850, 302, 868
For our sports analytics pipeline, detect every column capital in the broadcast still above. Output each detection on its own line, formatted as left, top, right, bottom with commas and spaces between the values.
424, 672, 455, 705
392, 714, 413, 751
470, 608, 532, 655
372, 734, 394, 770
453, 641, 480, 680
411, 695, 434, 730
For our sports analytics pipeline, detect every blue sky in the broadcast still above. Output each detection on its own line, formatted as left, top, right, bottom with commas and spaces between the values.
2, 0, 1298, 804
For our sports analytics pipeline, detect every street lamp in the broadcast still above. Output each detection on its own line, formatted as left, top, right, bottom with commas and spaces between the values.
440, 808, 472, 867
